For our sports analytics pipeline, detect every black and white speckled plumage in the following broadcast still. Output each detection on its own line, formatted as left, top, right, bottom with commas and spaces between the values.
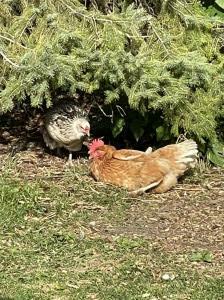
42, 101, 90, 156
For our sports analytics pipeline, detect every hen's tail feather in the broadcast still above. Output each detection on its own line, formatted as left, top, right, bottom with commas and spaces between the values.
175, 140, 198, 168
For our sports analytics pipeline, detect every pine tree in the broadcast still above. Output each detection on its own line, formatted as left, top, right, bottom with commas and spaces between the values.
0, 0, 223, 165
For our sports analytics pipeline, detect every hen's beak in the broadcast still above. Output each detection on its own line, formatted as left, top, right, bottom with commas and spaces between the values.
83, 140, 90, 147
83, 136, 92, 147
83, 130, 90, 136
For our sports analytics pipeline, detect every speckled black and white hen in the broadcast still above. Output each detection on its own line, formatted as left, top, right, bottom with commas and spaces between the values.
42, 101, 90, 162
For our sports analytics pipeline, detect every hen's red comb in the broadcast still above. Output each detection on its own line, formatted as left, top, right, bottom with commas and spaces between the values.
88, 138, 104, 152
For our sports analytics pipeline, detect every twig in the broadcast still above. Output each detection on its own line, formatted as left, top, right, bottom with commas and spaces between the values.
0, 50, 20, 68
176, 0, 194, 16
176, 133, 188, 143
61, 1, 111, 23
61, 1, 139, 24
97, 103, 113, 118
19, 14, 36, 38
116, 105, 126, 117
91, 13, 100, 40
123, 197, 164, 203
151, 25, 169, 55
173, 187, 205, 191
0, 34, 28, 49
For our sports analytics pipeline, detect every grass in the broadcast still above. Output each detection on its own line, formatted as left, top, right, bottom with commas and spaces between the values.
0, 151, 224, 300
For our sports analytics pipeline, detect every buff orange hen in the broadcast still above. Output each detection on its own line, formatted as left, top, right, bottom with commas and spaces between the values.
88, 139, 198, 194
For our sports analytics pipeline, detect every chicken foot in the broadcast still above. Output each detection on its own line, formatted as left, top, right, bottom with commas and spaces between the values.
65, 152, 74, 167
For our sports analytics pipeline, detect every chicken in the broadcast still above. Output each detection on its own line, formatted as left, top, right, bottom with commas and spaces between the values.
88, 139, 198, 194
41, 101, 90, 162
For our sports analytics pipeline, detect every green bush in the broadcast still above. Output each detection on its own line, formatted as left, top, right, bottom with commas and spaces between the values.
0, 0, 223, 166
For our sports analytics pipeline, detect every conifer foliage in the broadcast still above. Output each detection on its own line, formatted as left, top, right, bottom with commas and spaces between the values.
0, 0, 223, 165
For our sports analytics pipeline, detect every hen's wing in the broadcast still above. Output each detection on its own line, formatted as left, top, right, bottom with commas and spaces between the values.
112, 149, 149, 161
112, 149, 165, 193
131, 175, 163, 194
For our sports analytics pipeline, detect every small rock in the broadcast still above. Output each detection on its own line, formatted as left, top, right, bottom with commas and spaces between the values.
161, 273, 175, 281
89, 221, 96, 228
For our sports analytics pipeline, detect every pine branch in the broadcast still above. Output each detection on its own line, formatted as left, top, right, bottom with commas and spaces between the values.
0, 34, 29, 49
0, 50, 20, 68
0, 0, 223, 163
